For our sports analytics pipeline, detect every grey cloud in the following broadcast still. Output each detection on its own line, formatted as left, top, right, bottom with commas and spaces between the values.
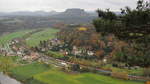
0, 0, 139, 12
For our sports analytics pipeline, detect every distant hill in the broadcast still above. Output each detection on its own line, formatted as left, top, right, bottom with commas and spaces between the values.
0, 9, 120, 35
47, 8, 97, 24
0, 11, 59, 16
0, 9, 97, 17
0, 9, 120, 17
53, 8, 90, 17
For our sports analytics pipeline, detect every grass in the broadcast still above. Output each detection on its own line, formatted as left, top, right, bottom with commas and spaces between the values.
34, 69, 144, 84
111, 67, 143, 76
26, 28, 59, 47
46, 51, 65, 58
10, 62, 51, 81
0, 28, 59, 47
0, 30, 33, 47
2, 28, 143, 84
9, 62, 144, 84
103, 64, 144, 76
0, 56, 19, 72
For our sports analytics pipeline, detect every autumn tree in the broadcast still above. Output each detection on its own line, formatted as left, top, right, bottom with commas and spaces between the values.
93, 0, 150, 67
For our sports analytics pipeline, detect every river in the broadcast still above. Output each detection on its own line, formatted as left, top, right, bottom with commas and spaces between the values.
0, 72, 21, 84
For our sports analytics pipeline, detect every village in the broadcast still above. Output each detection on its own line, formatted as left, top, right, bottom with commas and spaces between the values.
0, 0, 149, 83
0, 27, 143, 69
0, 26, 150, 83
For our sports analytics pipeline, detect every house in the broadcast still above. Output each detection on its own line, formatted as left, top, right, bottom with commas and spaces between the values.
12, 38, 24, 44
103, 58, 107, 63
60, 50, 69, 56
17, 51, 22, 55
30, 52, 39, 60
41, 48, 46, 52
73, 50, 82, 56
87, 51, 94, 56
10, 41, 15, 45
7, 52, 16, 56
22, 52, 39, 60
73, 46, 77, 50
107, 41, 113, 47
72, 46, 82, 55
19, 47, 26, 51
61, 62, 68, 67
12, 45, 19, 51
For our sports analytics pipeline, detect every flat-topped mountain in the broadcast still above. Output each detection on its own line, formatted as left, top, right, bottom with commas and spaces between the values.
63, 8, 89, 17
52, 8, 91, 18
0, 9, 93, 17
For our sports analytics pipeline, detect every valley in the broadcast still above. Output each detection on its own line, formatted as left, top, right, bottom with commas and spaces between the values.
0, 1, 149, 84
0, 28, 147, 84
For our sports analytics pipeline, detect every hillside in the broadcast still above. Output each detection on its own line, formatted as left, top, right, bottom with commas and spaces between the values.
0, 9, 97, 35
0, 28, 145, 84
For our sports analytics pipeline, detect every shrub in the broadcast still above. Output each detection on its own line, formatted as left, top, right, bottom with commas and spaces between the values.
71, 64, 80, 71
111, 72, 128, 80
143, 68, 150, 77
146, 81, 150, 84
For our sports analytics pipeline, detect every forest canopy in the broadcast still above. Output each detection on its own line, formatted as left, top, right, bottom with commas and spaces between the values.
93, 0, 150, 67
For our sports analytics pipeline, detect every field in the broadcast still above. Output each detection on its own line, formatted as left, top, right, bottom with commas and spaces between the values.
10, 62, 51, 81
26, 28, 59, 47
0, 56, 19, 72
9, 63, 144, 84
0, 30, 33, 46
46, 51, 65, 58
34, 70, 144, 84
102, 64, 144, 76
0, 28, 59, 47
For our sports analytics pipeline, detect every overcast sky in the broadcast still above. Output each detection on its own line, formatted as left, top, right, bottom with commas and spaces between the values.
0, 0, 142, 12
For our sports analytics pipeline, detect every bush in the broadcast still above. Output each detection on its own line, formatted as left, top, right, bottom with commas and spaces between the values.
143, 68, 150, 77
71, 64, 80, 71
146, 81, 150, 84
111, 72, 128, 80
93, 19, 119, 35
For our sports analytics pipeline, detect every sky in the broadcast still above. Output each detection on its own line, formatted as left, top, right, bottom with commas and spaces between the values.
0, 0, 142, 12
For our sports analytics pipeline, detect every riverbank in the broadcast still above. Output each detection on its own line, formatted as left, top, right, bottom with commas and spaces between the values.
0, 72, 21, 84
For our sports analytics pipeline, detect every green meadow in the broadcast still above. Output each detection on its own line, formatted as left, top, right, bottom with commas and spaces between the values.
34, 70, 143, 84
103, 64, 144, 76
26, 28, 59, 47
10, 62, 51, 81
46, 50, 65, 58
0, 30, 33, 46
0, 56, 19, 72
0, 28, 59, 47
9, 63, 144, 84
